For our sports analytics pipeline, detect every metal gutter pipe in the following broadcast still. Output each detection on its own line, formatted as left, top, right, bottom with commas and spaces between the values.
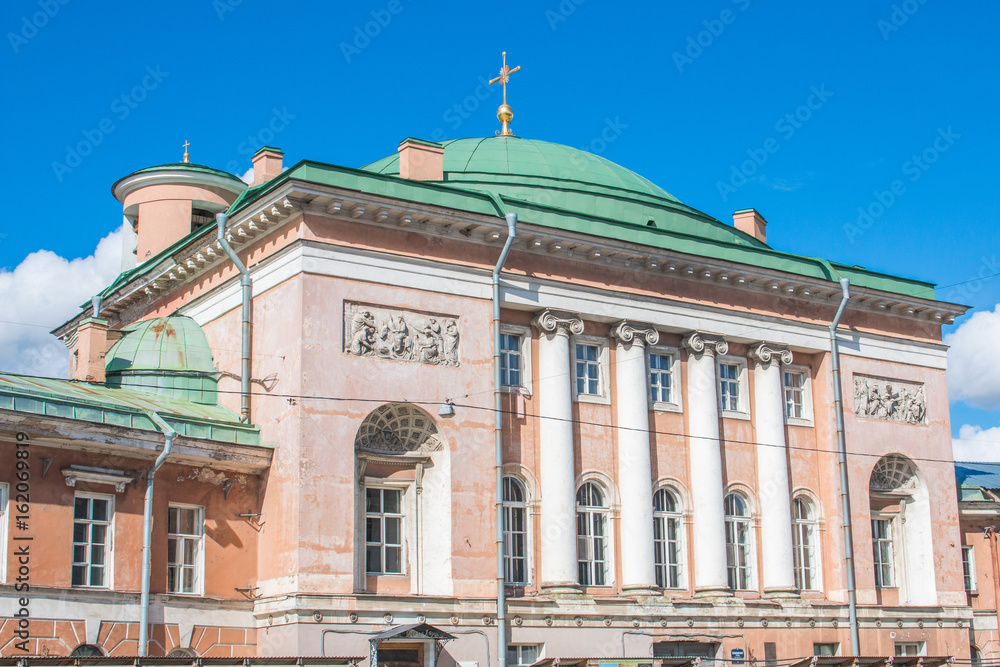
829, 277, 859, 654
216, 213, 253, 423
139, 412, 176, 657
493, 211, 517, 667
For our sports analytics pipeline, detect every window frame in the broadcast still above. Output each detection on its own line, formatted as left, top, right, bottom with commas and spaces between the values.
572, 335, 610, 404
871, 515, 896, 589
365, 485, 406, 576
71, 492, 115, 590
717, 356, 749, 418
653, 487, 686, 589
894, 642, 926, 657
963, 545, 977, 593
0, 483, 7, 584
782, 364, 813, 425
576, 482, 610, 587
502, 475, 530, 585
507, 644, 543, 667
499, 325, 532, 394
724, 492, 755, 591
167, 503, 205, 596
791, 496, 821, 591
648, 346, 682, 413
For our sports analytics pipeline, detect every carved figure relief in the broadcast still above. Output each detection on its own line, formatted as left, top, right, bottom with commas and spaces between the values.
853, 374, 926, 425
344, 302, 459, 366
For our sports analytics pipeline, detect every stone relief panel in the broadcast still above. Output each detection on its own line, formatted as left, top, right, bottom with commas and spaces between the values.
344, 302, 460, 367
853, 374, 926, 425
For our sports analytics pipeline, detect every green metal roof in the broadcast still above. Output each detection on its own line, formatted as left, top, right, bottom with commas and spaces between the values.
0, 373, 260, 445
956, 462, 1000, 501
106, 316, 217, 374
110, 162, 246, 198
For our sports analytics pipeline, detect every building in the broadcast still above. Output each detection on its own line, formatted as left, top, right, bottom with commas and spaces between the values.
955, 462, 1000, 661
0, 92, 975, 664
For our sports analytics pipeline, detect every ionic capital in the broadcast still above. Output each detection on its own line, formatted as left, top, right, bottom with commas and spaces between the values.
681, 331, 728, 358
747, 341, 793, 368
610, 320, 659, 348
531, 309, 585, 338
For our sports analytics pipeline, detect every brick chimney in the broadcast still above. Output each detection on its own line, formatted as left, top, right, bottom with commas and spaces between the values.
733, 208, 768, 244
252, 146, 284, 186
72, 317, 110, 383
397, 138, 445, 181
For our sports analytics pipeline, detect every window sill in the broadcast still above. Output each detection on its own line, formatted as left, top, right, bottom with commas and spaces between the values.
501, 386, 532, 397
652, 401, 682, 414
785, 416, 814, 427
721, 410, 751, 421
574, 392, 611, 406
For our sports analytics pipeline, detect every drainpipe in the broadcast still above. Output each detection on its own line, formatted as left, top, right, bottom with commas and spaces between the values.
985, 526, 1000, 641
139, 411, 176, 657
493, 211, 517, 667
830, 277, 859, 655
216, 213, 253, 423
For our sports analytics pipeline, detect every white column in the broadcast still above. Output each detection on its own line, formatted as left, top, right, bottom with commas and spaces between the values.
532, 309, 584, 592
611, 321, 659, 594
748, 342, 798, 596
681, 331, 730, 596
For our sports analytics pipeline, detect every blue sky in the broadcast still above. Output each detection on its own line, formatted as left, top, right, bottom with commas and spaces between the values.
1, 1, 998, 448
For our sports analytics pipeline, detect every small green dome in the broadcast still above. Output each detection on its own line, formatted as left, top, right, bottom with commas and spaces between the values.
105, 316, 219, 404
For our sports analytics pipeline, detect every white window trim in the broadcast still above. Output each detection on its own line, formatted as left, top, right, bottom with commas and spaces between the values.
502, 475, 532, 585
717, 356, 749, 419
572, 335, 610, 405
791, 496, 822, 592
724, 491, 756, 591
508, 644, 544, 667
500, 324, 532, 396
652, 486, 687, 590
871, 513, 897, 589
648, 346, 683, 413
0, 483, 7, 584
167, 503, 205, 596
576, 481, 613, 587
963, 545, 977, 593
72, 492, 115, 590
894, 642, 926, 657
363, 479, 410, 577
782, 364, 814, 426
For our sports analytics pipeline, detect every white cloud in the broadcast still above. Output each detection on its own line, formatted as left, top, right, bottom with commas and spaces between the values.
946, 304, 1000, 410
240, 166, 254, 184
0, 226, 125, 379
953, 424, 1000, 462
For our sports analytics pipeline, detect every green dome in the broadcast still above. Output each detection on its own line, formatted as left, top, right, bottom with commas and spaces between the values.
105, 316, 219, 404
361, 136, 763, 248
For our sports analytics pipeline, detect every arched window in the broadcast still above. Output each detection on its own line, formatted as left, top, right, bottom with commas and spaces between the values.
792, 496, 819, 591
69, 644, 104, 657
577, 482, 608, 586
167, 648, 198, 658
502, 476, 528, 584
653, 488, 684, 589
724, 493, 754, 591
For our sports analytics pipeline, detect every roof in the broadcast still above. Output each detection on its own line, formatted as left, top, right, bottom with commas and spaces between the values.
0, 372, 260, 445
106, 316, 217, 374
370, 623, 456, 642
956, 461, 1000, 500
111, 162, 246, 194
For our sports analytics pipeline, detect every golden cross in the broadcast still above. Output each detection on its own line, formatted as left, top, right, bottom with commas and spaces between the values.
182, 140, 190, 163
489, 51, 520, 106
489, 51, 521, 136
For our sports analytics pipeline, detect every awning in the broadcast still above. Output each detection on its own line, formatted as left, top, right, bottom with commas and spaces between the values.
369, 623, 456, 643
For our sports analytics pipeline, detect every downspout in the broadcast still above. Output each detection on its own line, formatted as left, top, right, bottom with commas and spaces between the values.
216, 213, 253, 423
139, 412, 176, 657
830, 277, 859, 655
493, 211, 517, 667
985, 526, 1000, 641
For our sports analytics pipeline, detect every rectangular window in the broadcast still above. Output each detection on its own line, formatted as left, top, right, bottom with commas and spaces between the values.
784, 370, 806, 419
500, 332, 523, 388
0, 483, 7, 584
963, 546, 977, 593
72, 495, 112, 588
719, 362, 742, 412
575, 343, 601, 396
894, 643, 925, 657
813, 644, 839, 657
167, 505, 204, 594
872, 518, 895, 588
507, 645, 542, 667
649, 352, 675, 405
653, 513, 683, 589
366, 487, 403, 574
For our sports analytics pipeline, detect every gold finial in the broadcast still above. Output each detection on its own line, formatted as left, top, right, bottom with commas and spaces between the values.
182, 140, 190, 163
489, 51, 521, 136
